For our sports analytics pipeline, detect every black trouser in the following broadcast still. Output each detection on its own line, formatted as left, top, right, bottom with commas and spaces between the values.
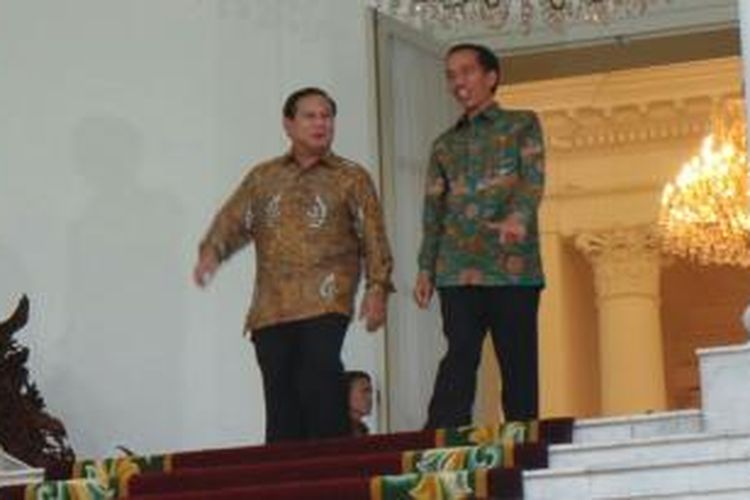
426, 286, 542, 429
253, 313, 350, 443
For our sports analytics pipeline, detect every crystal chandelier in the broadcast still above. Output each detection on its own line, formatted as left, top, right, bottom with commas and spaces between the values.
371, 0, 667, 33
659, 99, 750, 268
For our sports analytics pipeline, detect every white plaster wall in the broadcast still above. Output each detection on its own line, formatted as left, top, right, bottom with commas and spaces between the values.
0, 0, 381, 458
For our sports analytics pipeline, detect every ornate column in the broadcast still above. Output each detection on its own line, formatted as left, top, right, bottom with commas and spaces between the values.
740, 0, 750, 126
738, 1, 750, 338
575, 226, 667, 415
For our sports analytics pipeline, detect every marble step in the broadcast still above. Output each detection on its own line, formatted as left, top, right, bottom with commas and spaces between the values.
524, 455, 750, 499
599, 485, 750, 499
550, 429, 750, 469
698, 342, 750, 434
572, 409, 703, 444
0, 449, 43, 487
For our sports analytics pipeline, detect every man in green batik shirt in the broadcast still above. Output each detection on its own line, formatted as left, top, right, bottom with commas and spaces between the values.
413, 43, 545, 427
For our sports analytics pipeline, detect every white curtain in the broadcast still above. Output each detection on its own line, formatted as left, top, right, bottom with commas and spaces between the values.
375, 13, 458, 431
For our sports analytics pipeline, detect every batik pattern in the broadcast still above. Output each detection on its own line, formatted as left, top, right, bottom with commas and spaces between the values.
200, 152, 393, 332
418, 104, 545, 288
72, 454, 171, 498
22, 479, 111, 500
437, 420, 540, 448
371, 469, 489, 500
403, 444, 506, 474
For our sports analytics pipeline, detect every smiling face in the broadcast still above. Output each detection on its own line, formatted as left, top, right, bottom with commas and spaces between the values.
283, 93, 335, 157
445, 48, 499, 117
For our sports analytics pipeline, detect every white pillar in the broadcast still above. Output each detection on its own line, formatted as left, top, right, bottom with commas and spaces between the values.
739, 0, 750, 124
738, 0, 750, 340
575, 226, 667, 415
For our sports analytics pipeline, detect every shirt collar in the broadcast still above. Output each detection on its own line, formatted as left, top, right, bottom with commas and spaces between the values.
283, 150, 338, 169
455, 102, 502, 130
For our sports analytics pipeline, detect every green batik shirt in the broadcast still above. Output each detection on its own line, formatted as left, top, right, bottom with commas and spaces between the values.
417, 103, 545, 288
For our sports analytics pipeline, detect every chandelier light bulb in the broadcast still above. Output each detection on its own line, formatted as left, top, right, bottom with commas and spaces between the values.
659, 99, 750, 268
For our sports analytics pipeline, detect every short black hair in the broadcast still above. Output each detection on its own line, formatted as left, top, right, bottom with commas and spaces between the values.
446, 43, 501, 91
344, 370, 371, 386
283, 87, 337, 119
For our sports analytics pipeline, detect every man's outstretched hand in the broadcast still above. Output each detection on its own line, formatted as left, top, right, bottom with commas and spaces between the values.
193, 250, 219, 288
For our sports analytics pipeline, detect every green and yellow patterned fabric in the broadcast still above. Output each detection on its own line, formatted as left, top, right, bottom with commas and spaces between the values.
22, 478, 111, 500
372, 442, 520, 499
71, 454, 171, 498
370, 421, 544, 499
402, 443, 511, 474
436, 420, 539, 448
371, 468, 490, 500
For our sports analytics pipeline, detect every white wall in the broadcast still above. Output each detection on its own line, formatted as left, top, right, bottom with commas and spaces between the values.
0, 0, 382, 459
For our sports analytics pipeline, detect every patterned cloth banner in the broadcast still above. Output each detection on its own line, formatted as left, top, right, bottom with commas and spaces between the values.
402, 444, 512, 474
21, 478, 111, 500
371, 444, 518, 500
371, 468, 490, 500
436, 421, 540, 448
71, 454, 171, 498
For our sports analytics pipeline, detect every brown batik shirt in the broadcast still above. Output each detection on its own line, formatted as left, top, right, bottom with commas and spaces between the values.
199, 152, 394, 334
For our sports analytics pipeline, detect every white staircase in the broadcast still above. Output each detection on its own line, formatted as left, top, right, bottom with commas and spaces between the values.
0, 447, 43, 487
525, 342, 750, 499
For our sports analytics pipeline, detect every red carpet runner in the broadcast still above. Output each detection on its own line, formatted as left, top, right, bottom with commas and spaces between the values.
0, 418, 572, 499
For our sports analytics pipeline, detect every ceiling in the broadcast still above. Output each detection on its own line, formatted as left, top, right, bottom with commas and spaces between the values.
375, 0, 739, 56
501, 26, 740, 84
377, 0, 741, 83
441, 0, 738, 55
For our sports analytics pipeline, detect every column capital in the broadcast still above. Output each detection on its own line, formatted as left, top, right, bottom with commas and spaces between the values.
574, 225, 661, 301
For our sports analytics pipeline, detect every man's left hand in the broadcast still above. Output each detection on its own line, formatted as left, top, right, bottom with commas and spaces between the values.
359, 287, 387, 333
486, 214, 527, 245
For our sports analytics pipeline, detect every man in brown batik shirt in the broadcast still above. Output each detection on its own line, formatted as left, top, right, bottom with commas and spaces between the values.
193, 87, 393, 443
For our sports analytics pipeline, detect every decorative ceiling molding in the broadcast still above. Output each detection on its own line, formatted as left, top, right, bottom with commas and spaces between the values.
540, 99, 714, 152
499, 56, 743, 153
455, 0, 737, 54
